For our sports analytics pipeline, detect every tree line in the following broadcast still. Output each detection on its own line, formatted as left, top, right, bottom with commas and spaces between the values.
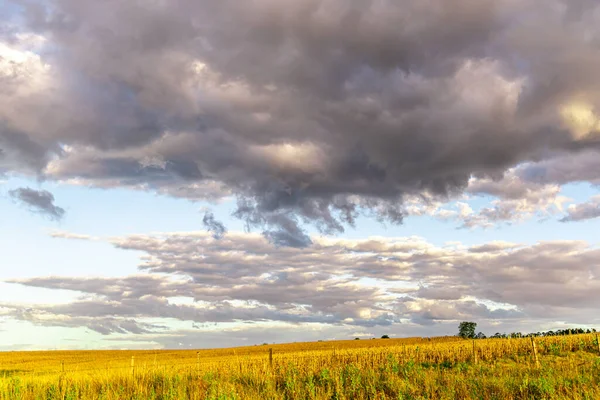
458, 322, 597, 340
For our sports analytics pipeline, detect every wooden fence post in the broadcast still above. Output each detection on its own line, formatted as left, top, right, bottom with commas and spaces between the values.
130, 356, 135, 376
61, 360, 64, 373
530, 336, 541, 368
269, 348, 273, 369
472, 340, 478, 364
197, 352, 200, 373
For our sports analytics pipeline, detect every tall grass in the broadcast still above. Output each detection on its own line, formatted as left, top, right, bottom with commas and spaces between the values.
1, 334, 599, 399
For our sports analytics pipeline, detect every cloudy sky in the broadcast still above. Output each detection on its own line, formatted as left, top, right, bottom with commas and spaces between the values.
1, 0, 600, 350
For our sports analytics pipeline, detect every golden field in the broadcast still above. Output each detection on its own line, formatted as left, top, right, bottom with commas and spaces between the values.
1, 334, 599, 399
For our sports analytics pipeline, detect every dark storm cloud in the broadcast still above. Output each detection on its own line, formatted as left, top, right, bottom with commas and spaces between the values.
262, 219, 313, 248
0, 125, 53, 174
8, 187, 65, 220
233, 197, 313, 247
2, 0, 600, 240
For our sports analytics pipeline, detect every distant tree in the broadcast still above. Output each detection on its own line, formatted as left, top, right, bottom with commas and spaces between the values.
355, 337, 360, 340
476, 332, 486, 339
458, 322, 477, 339
381, 335, 390, 339
487, 327, 600, 338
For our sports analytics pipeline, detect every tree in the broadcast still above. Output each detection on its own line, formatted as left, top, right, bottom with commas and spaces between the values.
476, 332, 486, 339
458, 321, 477, 339
381, 335, 390, 339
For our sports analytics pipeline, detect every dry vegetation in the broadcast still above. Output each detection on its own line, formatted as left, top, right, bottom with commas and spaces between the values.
1, 334, 600, 399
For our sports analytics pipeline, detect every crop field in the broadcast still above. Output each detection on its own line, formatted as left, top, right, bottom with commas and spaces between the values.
1, 334, 600, 399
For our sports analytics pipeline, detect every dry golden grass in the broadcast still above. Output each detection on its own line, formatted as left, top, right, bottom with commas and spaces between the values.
1, 334, 599, 399
0, 336, 459, 375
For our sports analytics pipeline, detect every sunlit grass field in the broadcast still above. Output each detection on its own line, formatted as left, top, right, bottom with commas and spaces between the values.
1, 334, 599, 399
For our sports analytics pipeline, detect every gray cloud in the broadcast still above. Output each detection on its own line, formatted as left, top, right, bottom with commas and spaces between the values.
7, 306, 163, 335
518, 150, 600, 187
560, 195, 600, 222
468, 241, 520, 253
396, 299, 524, 326
1, 0, 600, 239
413, 166, 575, 228
3, 230, 600, 341
202, 211, 227, 239
109, 233, 600, 312
8, 187, 65, 220
259, 214, 313, 249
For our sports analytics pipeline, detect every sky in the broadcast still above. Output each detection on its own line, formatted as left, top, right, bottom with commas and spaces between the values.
1, 0, 600, 350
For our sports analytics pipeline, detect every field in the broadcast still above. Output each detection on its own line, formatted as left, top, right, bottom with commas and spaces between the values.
1, 334, 600, 399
